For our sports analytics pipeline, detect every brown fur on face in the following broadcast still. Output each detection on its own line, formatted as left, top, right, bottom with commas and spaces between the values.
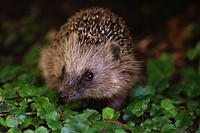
39, 7, 140, 110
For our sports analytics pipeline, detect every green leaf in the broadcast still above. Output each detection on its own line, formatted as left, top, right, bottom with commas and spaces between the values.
161, 99, 177, 118
150, 104, 163, 117
9, 108, 25, 116
131, 86, 155, 98
17, 115, 26, 125
126, 121, 135, 132
19, 98, 28, 109
82, 109, 100, 121
61, 126, 77, 133
175, 111, 196, 129
147, 53, 174, 85
18, 84, 35, 97
102, 107, 115, 120
114, 129, 126, 133
36, 102, 59, 121
7, 128, 22, 133
187, 41, 200, 60
62, 110, 77, 122
62, 123, 88, 133
31, 117, 43, 127
2, 83, 19, 99
34, 97, 49, 108
183, 81, 200, 98
153, 79, 169, 93
6, 116, 18, 128
20, 118, 32, 129
160, 124, 176, 133
125, 98, 150, 117
0, 102, 13, 113
47, 120, 62, 130
87, 121, 104, 132
44, 104, 59, 121
112, 111, 121, 120
35, 126, 49, 133
23, 129, 34, 133
0, 116, 6, 127
141, 116, 172, 131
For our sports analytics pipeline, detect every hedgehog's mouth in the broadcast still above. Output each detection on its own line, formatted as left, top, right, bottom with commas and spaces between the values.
57, 90, 82, 103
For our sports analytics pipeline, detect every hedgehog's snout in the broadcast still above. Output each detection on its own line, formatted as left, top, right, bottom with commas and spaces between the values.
57, 91, 69, 104
58, 88, 81, 103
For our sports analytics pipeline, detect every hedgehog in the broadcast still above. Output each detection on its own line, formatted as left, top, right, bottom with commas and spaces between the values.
39, 7, 140, 110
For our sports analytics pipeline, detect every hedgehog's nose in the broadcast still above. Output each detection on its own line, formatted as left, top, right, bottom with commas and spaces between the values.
57, 91, 68, 104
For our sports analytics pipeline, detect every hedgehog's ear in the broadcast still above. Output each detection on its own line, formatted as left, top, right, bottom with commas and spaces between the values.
111, 45, 120, 60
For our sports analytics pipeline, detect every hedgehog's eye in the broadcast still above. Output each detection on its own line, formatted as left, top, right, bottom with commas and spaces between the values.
85, 72, 94, 81
62, 66, 65, 74
60, 66, 65, 80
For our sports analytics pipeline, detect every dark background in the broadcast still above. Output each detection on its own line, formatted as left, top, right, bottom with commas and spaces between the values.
0, 0, 199, 62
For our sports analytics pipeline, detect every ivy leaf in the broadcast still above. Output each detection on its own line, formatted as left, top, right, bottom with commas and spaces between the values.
160, 124, 176, 133
19, 98, 30, 109
0, 117, 6, 127
87, 121, 104, 133
161, 99, 177, 118
20, 118, 32, 129
183, 81, 200, 98
2, 83, 19, 99
61, 126, 77, 133
23, 129, 34, 133
126, 121, 135, 132
62, 123, 88, 133
125, 99, 150, 117
47, 120, 62, 130
62, 110, 77, 122
35, 126, 49, 133
18, 84, 48, 97
102, 107, 115, 120
6, 116, 18, 128
153, 79, 169, 93
175, 111, 196, 129
17, 115, 26, 125
131, 86, 155, 98
31, 117, 43, 127
7, 128, 22, 133
44, 104, 59, 120
112, 111, 121, 121
147, 53, 174, 85
9, 108, 25, 116
34, 97, 49, 108
0, 102, 13, 113
37, 103, 59, 121
141, 116, 172, 131
82, 109, 100, 121
150, 104, 163, 117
